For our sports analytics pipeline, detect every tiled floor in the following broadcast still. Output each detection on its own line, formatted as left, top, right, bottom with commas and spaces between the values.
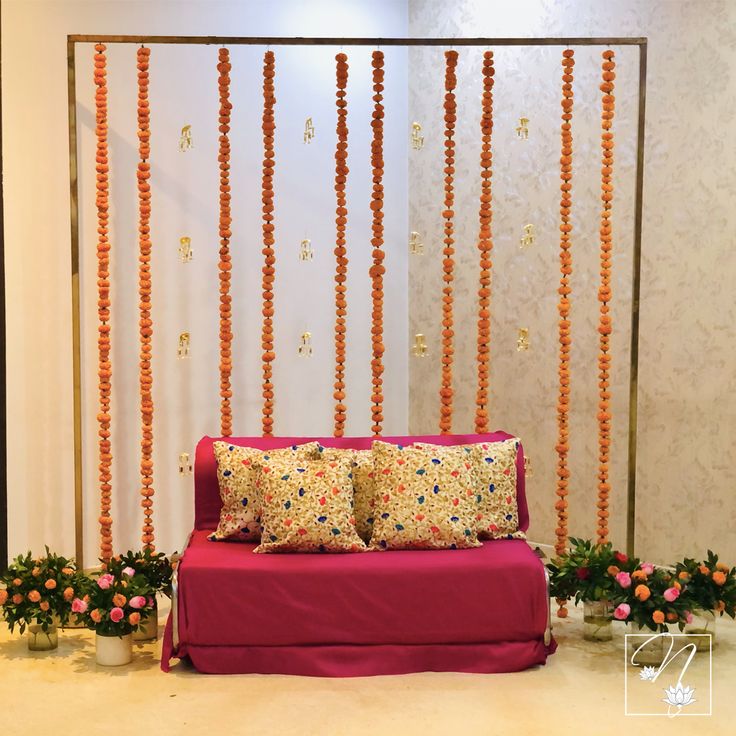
1, 600, 733, 734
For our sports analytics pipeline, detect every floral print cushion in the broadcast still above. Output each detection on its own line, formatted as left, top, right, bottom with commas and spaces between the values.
415, 439, 525, 541
369, 441, 482, 550
253, 456, 367, 553
319, 447, 374, 542
209, 441, 321, 542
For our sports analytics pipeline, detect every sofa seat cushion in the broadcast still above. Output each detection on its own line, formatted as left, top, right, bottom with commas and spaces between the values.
179, 531, 548, 647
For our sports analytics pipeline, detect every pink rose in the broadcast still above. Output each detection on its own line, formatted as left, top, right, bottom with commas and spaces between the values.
613, 603, 631, 620
640, 562, 655, 575
147, 596, 154, 608
109, 607, 124, 623
685, 610, 694, 624
615, 571, 632, 589
129, 595, 146, 610
71, 598, 88, 614
122, 567, 135, 577
664, 587, 680, 602
97, 573, 114, 590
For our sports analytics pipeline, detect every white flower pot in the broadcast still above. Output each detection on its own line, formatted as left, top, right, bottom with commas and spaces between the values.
132, 601, 158, 642
95, 633, 132, 666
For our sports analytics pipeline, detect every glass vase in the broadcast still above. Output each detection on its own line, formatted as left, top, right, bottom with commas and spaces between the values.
627, 623, 665, 666
27, 621, 59, 651
583, 600, 613, 641
684, 609, 716, 651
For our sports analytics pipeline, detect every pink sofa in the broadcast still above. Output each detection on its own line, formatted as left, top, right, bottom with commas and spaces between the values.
161, 433, 556, 676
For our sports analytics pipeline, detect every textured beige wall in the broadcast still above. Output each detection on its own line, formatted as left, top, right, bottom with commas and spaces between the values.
408, 0, 736, 562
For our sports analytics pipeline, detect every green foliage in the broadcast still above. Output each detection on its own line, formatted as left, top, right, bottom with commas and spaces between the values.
674, 550, 736, 619
104, 548, 175, 598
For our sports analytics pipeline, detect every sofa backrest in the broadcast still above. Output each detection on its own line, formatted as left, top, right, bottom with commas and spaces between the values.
193, 432, 528, 532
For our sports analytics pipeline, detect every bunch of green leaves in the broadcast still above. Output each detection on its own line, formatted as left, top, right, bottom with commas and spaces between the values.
104, 548, 175, 598
674, 550, 736, 618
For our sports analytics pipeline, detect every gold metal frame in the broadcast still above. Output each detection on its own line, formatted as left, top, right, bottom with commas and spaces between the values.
67, 35, 647, 566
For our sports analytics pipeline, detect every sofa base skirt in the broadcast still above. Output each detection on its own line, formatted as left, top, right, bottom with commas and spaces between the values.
162, 617, 557, 677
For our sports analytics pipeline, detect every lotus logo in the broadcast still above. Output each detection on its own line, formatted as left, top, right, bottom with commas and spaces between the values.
663, 683, 696, 710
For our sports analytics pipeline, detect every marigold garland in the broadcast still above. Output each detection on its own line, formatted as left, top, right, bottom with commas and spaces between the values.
369, 50, 385, 436
261, 51, 277, 436
439, 50, 459, 435
333, 53, 350, 437
474, 51, 495, 434
217, 48, 233, 437
93, 43, 113, 562
597, 50, 616, 543
137, 46, 155, 550
555, 48, 575, 617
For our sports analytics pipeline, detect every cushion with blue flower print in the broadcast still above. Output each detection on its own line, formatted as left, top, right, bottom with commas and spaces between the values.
253, 456, 366, 553
209, 441, 321, 542
368, 441, 482, 550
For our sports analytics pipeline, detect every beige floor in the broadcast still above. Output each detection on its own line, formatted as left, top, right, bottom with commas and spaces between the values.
1, 601, 734, 735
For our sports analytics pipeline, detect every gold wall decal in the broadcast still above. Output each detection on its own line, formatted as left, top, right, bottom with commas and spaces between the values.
517, 327, 530, 352
179, 124, 193, 152
411, 121, 424, 150
303, 117, 315, 143
409, 231, 423, 254
178, 452, 192, 476
520, 223, 535, 249
516, 117, 529, 139
177, 332, 190, 359
299, 238, 314, 261
178, 236, 193, 262
412, 333, 428, 357
298, 331, 313, 357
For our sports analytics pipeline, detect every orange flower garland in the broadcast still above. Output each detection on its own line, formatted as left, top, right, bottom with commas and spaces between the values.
217, 48, 233, 437
474, 51, 495, 434
94, 43, 113, 562
439, 50, 458, 435
597, 50, 616, 543
333, 53, 350, 437
369, 50, 385, 437
137, 46, 155, 550
261, 51, 277, 436
555, 48, 575, 617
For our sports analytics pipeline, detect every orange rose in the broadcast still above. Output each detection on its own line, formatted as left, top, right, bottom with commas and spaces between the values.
716, 562, 729, 572
673, 581, 682, 590
716, 600, 726, 613
634, 584, 650, 602
90, 609, 103, 623
63, 587, 74, 601
652, 610, 665, 625
678, 571, 690, 581
632, 570, 647, 582
666, 612, 678, 622
12, 594, 23, 605
607, 565, 620, 576
699, 565, 710, 576
0, 590, 7, 605
44, 579, 57, 590
128, 612, 141, 626
112, 593, 127, 607
27, 590, 41, 603
12, 578, 22, 587
39, 601, 50, 612
61, 567, 74, 576
31, 567, 41, 577
713, 571, 726, 586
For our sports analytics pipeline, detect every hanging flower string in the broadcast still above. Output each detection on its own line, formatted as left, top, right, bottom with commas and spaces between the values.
474, 50, 495, 434
94, 43, 113, 562
137, 46, 155, 550
369, 50, 385, 436
217, 48, 233, 437
597, 50, 616, 543
261, 50, 277, 436
438, 50, 458, 435
555, 48, 575, 618
333, 53, 349, 437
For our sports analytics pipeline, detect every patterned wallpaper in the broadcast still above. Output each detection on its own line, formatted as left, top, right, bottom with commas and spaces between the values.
407, 0, 736, 563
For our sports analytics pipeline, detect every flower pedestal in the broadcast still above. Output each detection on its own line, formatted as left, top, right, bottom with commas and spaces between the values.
132, 601, 158, 642
627, 623, 664, 666
27, 621, 58, 651
684, 609, 716, 651
95, 633, 132, 666
582, 600, 612, 641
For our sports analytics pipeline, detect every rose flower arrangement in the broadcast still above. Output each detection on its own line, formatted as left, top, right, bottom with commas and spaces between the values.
74, 566, 155, 637
0, 549, 78, 637
105, 547, 175, 598
674, 550, 736, 619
